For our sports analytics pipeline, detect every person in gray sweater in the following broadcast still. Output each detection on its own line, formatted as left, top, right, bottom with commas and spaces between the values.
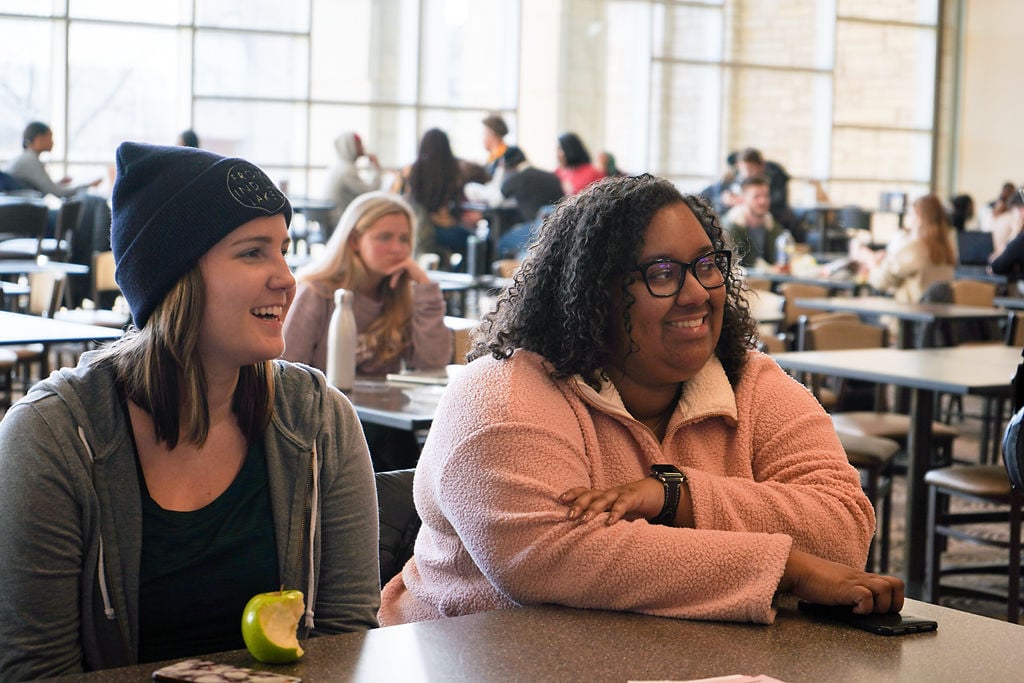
0, 142, 380, 680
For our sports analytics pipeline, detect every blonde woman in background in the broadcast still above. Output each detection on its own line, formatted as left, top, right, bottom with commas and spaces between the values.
283, 191, 452, 469
856, 194, 956, 303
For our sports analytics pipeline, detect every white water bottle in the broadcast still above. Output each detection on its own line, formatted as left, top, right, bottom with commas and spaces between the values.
327, 288, 356, 391
775, 230, 795, 267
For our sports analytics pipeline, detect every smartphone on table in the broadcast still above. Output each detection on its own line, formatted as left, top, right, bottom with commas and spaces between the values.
797, 600, 938, 636
152, 658, 302, 682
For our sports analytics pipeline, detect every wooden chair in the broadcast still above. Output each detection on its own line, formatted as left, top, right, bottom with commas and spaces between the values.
794, 313, 875, 410
745, 276, 772, 291
924, 465, 1022, 622
444, 315, 478, 365
837, 432, 900, 573
92, 250, 120, 309
800, 314, 958, 465
943, 279, 1007, 460
10, 271, 67, 390
950, 279, 1001, 344
778, 282, 829, 348
492, 258, 521, 279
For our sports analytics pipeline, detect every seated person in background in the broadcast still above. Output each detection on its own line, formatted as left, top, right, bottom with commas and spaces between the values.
282, 191, 452, 470
990, 194, 1024, 277
991, 229, 1024, 277
721, 147, 800, 240
4, 121, 101, 198
379, 174, 903, 627
176, 128, 200, 148
721, 175, 784, 268
987, 190, 1023, 257
555, 132, 605, 195
949, 193, 975, 232
494, 146, 564, 259
854, 193, 956, 303
481, 113, 509, 177
323, 131, 382, 227
597, 150, 624, 177
0, 142, 380, 680
978, 181, 1015, 232
392, 128, 488, 268
700, 150, 739, 218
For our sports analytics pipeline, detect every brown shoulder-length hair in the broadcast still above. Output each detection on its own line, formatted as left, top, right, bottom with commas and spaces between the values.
96, 266, 274, 449
469, 174, 757, 388
297, 191, 418, 368
913, 194, 956, 266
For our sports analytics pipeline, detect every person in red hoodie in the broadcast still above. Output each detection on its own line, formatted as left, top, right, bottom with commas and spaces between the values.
554, 131, 605, 195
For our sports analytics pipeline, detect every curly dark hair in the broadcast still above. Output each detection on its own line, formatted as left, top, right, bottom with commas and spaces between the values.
469, 174, 758, 388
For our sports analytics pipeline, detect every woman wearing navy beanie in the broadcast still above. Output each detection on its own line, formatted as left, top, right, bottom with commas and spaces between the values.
0, 142, 380, 679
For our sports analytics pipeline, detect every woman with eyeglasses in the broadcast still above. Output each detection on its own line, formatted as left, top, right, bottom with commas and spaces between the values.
379, 174, 903, 626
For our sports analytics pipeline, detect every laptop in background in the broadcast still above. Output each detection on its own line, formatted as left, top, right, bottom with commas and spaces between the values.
956, 231, 995, 277
957, 231, 994, 267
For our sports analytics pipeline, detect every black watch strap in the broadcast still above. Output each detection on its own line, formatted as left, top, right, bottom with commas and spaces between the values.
650, 464, 686, 526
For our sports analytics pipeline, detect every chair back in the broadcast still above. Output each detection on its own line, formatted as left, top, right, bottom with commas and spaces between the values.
493, 258, 521, 279
0, 199, 49, 259
92, 250, 120, 305
951, 279, 997, 307
804, 317, 888, 352
950, 279, 1001, 343
27, 271, 67, 318
779, 282, 829, 329
48, 199, 84, 261
444, 315, 479, 364
375, 468, 420, 587
745, 276, 772, 291
801, 316, 888, 411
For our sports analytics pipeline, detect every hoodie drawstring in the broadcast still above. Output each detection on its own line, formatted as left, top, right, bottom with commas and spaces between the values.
304, 440, 320, 630
78, 426, 116, 621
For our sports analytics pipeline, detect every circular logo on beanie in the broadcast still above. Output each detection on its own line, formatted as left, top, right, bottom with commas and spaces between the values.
225, 162, 286, 213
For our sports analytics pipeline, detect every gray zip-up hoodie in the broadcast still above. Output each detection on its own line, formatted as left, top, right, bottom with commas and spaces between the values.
0, 353, 380, 681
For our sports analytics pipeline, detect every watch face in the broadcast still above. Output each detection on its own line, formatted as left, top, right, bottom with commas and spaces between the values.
651, 464, 684, 480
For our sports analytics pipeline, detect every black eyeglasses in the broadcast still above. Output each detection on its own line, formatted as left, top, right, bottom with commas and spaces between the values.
630, 250, 731, 298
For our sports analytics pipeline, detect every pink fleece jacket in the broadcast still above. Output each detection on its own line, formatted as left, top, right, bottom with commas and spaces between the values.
282, 280, 452, 376
379, 349, 874, 626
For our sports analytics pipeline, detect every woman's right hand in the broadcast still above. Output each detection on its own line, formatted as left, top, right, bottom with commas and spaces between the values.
385, 256, 431, 288
779, 548, 905, 614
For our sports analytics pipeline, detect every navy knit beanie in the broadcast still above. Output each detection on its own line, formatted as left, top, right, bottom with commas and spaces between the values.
110, 142, 292, 328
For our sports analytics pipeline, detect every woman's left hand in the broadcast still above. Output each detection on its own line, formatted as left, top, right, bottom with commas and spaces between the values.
385, 256, 431, 289
559, 477, 665, 525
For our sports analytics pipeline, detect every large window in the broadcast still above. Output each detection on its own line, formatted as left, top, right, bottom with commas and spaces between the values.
0, 0, 943, 213
623, 0, 939, 206
0, 0, 520, 197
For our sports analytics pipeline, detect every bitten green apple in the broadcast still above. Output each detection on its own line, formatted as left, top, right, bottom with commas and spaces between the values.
241, 589, 306, 664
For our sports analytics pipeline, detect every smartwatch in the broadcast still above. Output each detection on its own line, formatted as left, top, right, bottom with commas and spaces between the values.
650, 464, 686, 526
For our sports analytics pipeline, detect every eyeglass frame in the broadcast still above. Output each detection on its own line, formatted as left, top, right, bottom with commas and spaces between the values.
629, 249, 732, 298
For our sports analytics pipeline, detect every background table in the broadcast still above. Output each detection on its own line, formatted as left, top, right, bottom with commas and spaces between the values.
43, 598, 1024, 682
0, 311, 123, 345
794, 295, 1009, 348
746, 268, 865, 295
772, 345, 1020, 598
0, 259, 89, 276
343, 377, 445, 433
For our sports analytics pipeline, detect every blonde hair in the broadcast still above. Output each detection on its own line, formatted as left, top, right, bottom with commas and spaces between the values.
913, 194, 956, 266
297, 191, 417, 367
97, 266, 274, 448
